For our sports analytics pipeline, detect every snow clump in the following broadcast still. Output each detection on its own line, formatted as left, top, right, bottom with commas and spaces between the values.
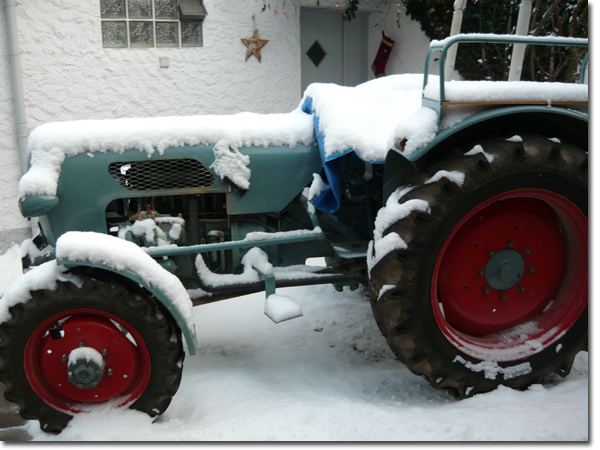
506, 135, 523, 142
303, 74, 425, 161
210, 141, 252, 191
425, 170, 465, 186
68, 347, 104, 368
394, 107, 440, 156
372, 187, 430, 243
305, 173, 329, 200
465, 144, 495, 163
377, 284, 397, 301
367, 186, 430, 273
453, 355, 532, 380
55, 232, 195, 334
424, 79, 588, 103
0, 244, 25, 298
264, 294, 303, 323
0, 260, 79, 323
195, 247, 269, 288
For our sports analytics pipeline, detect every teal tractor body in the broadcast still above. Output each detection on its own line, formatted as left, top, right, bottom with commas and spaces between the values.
2, 34, 588, 434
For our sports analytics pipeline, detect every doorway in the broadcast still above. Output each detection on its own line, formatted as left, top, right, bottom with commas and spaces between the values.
300, 8, 368, 93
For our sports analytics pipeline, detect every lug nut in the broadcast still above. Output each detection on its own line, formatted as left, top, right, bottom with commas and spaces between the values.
518, 285, 525, 292
524, 248, 530, 254
487, 250, 494, 256
506, 241, 513, 247
477, 269, 484, 276
101, 349, 108, 357
107, 368, 113, 376
79, 341, 86, 348
499, 294, 506, 301
482, 287, 489, 294
528, 266, 535, 273
62, 354, 68, 363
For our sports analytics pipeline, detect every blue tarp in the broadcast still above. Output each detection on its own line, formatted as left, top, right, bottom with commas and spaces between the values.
302, 96, 382, 214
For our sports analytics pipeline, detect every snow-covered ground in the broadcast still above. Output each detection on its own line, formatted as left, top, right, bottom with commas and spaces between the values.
0, 265, 586, 441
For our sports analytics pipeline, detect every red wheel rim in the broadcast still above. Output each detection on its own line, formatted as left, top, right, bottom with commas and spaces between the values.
24, 308, 151, 414
431, 189, 587, 361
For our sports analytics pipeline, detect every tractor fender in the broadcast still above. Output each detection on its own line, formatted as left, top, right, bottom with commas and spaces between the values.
55, 232, 197, 355
384, 105, 588, 201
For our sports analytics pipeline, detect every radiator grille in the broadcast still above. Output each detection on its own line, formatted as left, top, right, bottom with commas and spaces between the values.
108, 158, 215, 191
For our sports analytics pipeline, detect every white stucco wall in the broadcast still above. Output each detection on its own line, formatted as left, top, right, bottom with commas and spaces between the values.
16, 0, 303, 129
0, 1, 31, 252
12, 0, 431, 131
0, 0, 431, 252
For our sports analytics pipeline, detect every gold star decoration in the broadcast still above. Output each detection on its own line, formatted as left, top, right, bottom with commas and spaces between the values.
241, 29, 269, 62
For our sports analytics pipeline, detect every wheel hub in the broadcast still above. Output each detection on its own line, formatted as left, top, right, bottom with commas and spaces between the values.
484, 249, 525, 291
67, 347, 105, 389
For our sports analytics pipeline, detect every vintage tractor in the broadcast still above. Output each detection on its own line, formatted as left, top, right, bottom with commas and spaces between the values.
0, 31, 588, 433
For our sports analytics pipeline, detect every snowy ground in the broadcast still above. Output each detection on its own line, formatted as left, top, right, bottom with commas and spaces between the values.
0, 266, 586, 441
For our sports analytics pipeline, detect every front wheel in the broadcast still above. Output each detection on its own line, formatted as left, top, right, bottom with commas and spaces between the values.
0, 268, 184, 433
369, 133, 587, 397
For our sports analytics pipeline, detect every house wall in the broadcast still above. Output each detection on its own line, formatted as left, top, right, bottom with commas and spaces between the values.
0, 2, 30, 252
0, 0, 431, 252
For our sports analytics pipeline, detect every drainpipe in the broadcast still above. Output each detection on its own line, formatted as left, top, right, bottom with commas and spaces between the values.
508, 0, 533, 81
444, 0, 468, 81
5, 0, 29, 174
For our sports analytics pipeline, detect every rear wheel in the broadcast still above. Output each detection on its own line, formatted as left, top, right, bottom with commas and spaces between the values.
369, 133, 587, 397
0, 269, 184, 433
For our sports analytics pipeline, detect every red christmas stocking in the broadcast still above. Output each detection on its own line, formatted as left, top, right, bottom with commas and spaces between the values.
371, 32, 395, 78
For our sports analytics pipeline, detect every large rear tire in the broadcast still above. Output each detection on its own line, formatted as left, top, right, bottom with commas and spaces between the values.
0, 269, 184, 433
369, 133, 587, 397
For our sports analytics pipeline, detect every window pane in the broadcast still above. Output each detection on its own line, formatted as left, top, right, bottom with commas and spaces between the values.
129, 21, 154, 47
128, 0, 153, 19
102, 21, 128, 47
156, 22, 179, 47
155, 0, 178, 20
181, 21, 203, 47
100, 0, 126, 19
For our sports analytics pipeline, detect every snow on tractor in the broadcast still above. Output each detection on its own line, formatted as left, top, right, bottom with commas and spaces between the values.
0, 31, 588, 433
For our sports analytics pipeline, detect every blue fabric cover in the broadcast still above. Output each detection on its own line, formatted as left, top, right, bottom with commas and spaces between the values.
302, 96, 384, 213
302, 96, 355, 214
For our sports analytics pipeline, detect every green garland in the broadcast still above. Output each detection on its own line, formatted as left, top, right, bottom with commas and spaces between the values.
259, 1, 363, 22
342, 0, 361, 21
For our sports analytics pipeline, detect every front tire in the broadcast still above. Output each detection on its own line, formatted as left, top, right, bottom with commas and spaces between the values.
0, 269, 184, 433
369, 133, 587, 397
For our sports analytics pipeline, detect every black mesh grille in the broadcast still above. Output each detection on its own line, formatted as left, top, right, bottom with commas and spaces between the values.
108, 158, 215, 191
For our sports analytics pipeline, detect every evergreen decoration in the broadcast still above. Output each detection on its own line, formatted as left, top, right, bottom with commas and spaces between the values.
343, 0, 361, 21
402, 0, 588, 82
256, 1, 366, 23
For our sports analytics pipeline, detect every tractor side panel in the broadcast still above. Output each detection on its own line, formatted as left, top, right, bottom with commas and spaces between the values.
226, 143, 322, 215
38, 143, 322, 246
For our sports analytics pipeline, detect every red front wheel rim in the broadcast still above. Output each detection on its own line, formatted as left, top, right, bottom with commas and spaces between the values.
24, 308, 152, 414
432, 188, 587, 361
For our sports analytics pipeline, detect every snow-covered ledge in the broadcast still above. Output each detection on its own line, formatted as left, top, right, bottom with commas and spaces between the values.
424, 80, 588, 104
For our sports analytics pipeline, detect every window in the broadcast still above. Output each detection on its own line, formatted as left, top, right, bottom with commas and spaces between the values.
100, 0, 206, 48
